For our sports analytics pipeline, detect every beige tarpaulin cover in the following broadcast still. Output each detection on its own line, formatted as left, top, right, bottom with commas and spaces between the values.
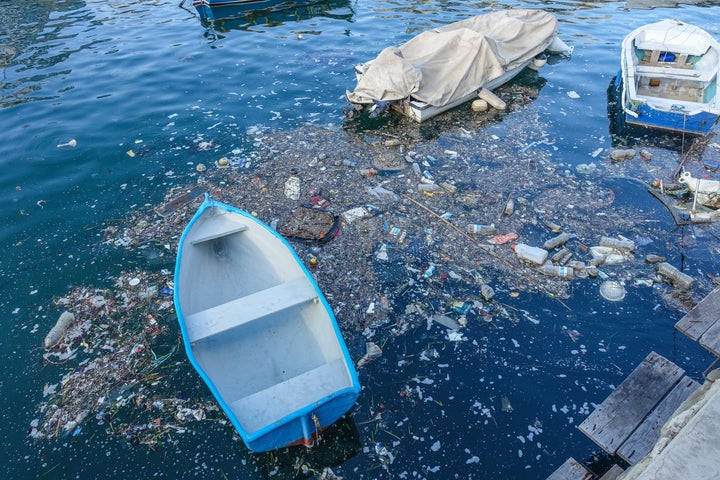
346, 9, 558, 107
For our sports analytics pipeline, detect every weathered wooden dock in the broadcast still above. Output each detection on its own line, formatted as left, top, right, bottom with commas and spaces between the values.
547, 288, 720, 479
578, 352, 699, 464
547, 351, 700, 479
675, 286, 720, 358
546, 458, 625, 480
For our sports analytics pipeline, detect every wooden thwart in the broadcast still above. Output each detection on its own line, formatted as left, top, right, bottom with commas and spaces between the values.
675, 287, 720, 356
579, 352, 688, 457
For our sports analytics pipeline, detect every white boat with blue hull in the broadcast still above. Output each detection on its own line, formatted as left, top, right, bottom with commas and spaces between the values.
174, 194, 360, 452
619, 19, 720, 135
192, 0, 323, 23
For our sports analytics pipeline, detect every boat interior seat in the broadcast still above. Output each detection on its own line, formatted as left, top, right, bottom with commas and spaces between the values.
189, 212, 248, 245
185, 278, 318, 343
230, 359, 350, 434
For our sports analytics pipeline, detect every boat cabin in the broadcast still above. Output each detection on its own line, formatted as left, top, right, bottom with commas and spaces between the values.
630, 29, 718, 105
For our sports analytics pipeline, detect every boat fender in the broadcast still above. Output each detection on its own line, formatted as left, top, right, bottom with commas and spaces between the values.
44, 311, 75, 348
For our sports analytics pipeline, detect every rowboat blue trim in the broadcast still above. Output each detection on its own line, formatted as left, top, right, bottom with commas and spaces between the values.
174, 194, 360, 451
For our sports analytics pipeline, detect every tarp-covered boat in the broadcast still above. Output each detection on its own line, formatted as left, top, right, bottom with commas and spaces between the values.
618, 19, 720, 135
174, 194, 360, 452
345, 9, 569, 122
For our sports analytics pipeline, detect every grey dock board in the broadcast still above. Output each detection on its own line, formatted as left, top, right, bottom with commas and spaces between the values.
578, 351, 685, 455
598, 465, 624, 480
675, 286, 720, 342
546, 457, 594, 480
699, 320, 720, 356
616, 376, 700, 464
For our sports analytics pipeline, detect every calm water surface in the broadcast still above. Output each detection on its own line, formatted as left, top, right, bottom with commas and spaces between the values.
2, 1, 719, 478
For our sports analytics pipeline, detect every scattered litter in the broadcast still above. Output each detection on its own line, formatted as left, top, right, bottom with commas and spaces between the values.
430, 314, 462, 331
43, 311, 74, 349
656, 262, 695, 290
277, 206, 339, 243
488, 232, 518, 245
341, 206, 372, 223
599, 280, 626, 302
56, 139, 77, 148
357, 342, 382, 368
610, 148, 636, 162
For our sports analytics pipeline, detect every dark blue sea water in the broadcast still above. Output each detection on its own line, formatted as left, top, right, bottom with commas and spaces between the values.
2, 1, 720, 479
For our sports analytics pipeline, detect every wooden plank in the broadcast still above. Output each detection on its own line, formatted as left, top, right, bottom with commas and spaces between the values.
699, 319, 720, 356
578, 352, 684, 454
675, 287, 720, 341
546, 457, 594, 480
616, 376, 700, 464
599, 465, 624, 480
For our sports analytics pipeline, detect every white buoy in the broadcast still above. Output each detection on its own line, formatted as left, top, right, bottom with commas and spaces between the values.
44, 311, 74, 348
471, 99, 488, 112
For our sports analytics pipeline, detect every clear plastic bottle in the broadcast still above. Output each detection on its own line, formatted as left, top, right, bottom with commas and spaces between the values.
537, 263, 574, 279
466, 223, 497, 236
656, 262, 695, 290
512, 243, 548, 265
599, 236, 635, 252
551, 247, 572, 265
542, 233, 570, 250
418, 183, 443, 193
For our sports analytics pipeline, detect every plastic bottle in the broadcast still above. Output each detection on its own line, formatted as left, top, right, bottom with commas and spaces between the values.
599, 236, 635, 252
538, 263, 574, 279
418, 183, 443, 193
440, 182, 457, 194
551, 248, 572, 265
512, 243, 548, 265
44, 311, 75, 348
504, 198, 515, 216
656, 262, 695, 290
542, 233, 570, 250
412, 162, 422, 176
466, 223, 497, 236
423, 264, 436, 278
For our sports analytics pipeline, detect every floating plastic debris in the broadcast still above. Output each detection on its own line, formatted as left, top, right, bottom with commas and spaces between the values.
488, 232, 518, 245
56, 139, 77, 148
599, 280, 626, 302
44, 311, 74, 349
357, 342, 382, 368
